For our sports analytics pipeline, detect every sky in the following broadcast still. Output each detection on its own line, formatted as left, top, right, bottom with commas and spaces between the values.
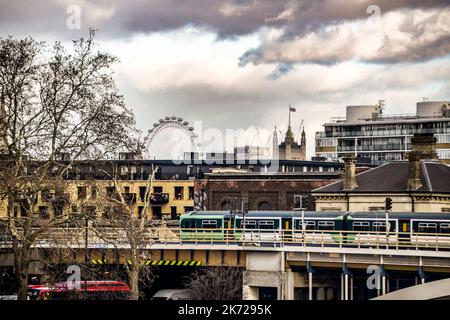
1, 0, 449, 159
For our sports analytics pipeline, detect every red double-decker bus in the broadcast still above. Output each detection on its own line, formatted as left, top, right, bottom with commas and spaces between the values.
28, 281, 131, 300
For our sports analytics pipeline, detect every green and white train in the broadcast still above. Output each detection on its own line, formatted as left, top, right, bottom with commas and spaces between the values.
179, 210, 450, 245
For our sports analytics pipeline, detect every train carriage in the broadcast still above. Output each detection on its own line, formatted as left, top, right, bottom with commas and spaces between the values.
408, 213, 450, 248
234, 211, 287, 244
291, 212, 346, 245
347, 212, 400, 246
178, 210, 450, 249
179, 211, 230, 242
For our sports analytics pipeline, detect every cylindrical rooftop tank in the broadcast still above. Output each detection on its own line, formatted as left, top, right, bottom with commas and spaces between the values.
416, 101, 449, 118
346, 105, 381, 122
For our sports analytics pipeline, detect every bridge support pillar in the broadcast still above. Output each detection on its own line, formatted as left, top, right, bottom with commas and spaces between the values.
419, 266, 426, 284
341, 264, 351, 300
282, 268, 295, 300
307, 261, 314, 300
243, 251, 290, 300
350, 275, 354, 300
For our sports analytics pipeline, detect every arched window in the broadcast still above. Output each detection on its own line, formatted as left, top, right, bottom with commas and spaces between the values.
221, 201, 232, 211
258, 201, 272, 211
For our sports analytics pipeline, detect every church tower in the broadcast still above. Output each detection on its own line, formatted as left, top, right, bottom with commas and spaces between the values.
278, 106, 306, 160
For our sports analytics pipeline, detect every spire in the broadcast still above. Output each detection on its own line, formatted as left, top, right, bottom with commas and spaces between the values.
272, 126, 279, 159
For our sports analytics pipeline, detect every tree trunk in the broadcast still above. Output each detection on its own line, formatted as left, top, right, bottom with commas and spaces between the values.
128, 267, 140, 300
17, 261, 30, 300
14, 242, 31, 300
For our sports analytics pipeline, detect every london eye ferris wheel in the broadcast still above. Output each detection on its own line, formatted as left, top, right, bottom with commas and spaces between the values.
144, 116, 199, 160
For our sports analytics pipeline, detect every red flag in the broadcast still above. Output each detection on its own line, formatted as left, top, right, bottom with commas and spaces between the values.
289, 106, 296, 112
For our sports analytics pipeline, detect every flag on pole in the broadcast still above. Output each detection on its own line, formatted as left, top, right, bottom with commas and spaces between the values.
289, 106, 296, 112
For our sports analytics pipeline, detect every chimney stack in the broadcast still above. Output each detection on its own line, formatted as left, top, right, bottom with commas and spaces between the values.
407, 152, 422, 190
343, 156, 358, 191
410, 133, 437, 160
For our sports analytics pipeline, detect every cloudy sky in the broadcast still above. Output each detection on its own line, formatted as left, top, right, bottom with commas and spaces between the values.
1, 0, 450, 158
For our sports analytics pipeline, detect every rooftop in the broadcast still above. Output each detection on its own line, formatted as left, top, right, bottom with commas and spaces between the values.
312, 160, 450, 194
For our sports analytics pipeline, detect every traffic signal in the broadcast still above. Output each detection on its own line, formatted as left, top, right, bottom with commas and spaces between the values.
302, 196, 310, 210
385, 198, 393, 211
243, 201, 250, 213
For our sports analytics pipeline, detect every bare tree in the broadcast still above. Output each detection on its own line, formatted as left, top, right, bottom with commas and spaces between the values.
0, 30, 138, 300
184, 267, 243, 300
84, 164, 160, 300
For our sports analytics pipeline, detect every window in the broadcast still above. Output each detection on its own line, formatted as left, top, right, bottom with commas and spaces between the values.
436, 134, 450, 144
77, 186, 87, 200
91, 187, 97, 199
82, 206, 96, 220
139, 187, 146, 202
242, 220, 256, 229
170, 206, 177, 220
152, 206, 162, 219
258, 201, 272, 211
418, 223, 437, 234
71, 205, 78, 214
300, 221, 315, 230
221, 201, 232, 210
182, 219, 196, 229
53, 203, 64, 217
38, 206, 49, 219
153, 186, 163, 193
440, 223, 450, 234
372, 221, 387, 232
202, 220, 217, 229
138, 206, 144, 219
317, 221, 335, 231
188, 187, 194, 200
184, 206, 194, 213
259, 220, 275, 230
437, 149, 450, 159
106, 186, 116, 197
353, 221, 370, 232
174, 187, 184, 200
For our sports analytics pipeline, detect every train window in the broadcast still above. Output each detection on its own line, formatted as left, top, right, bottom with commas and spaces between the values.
202, 220, 218, 229
259, 220, 275, 230
182, 219, 196, 229
440, 223, 450, 234
418, 223, 437, 234
317, 221, 335, 231
372, 221, 387, 232
300, 221, 316, 230
242, 220, 256, 229
353, 221, 370, 232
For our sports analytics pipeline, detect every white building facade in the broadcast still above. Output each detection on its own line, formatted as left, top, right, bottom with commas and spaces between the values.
315, 101, 450, 165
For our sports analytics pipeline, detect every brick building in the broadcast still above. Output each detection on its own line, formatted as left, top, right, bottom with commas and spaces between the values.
194, 172, 342, 211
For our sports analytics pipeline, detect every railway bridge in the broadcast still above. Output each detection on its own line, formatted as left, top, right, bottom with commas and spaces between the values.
2, 227, 450, 300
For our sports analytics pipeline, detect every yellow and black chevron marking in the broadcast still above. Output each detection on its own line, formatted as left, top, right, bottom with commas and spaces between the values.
91, 259, 107, 265
144, 260, 201, 267
90, 259, 201, 266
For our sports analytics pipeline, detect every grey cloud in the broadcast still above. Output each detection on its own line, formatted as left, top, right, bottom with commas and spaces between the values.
1, 0, 449, 39
267, 62, 294, 80
239, 5, 450, 67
